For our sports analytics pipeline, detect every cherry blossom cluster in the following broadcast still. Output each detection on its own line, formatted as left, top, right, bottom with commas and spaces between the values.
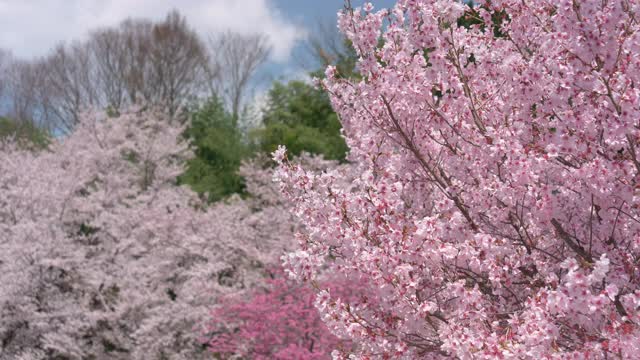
0, 110, 298, 359
275, 0, 640, 358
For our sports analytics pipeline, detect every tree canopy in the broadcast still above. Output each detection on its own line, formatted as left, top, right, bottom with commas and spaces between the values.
180, 97, 248, 202
274, 0, 640, 358
253, 80, 348, 162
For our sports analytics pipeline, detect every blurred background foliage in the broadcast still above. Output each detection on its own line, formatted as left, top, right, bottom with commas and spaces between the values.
0, 9, 365, 203
1, 4, 500, 203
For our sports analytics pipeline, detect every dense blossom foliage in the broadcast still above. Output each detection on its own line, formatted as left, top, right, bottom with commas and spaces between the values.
201, 155, 356, 359
204, 268, 354, 360
0, 110, 297, 359
275, 0, 640, 358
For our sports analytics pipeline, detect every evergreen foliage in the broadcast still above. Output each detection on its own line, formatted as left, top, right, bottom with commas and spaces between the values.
180, 98, 248, 202
253, 81, 348, 162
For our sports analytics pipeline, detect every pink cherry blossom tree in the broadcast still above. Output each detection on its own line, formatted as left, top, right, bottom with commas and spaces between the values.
0, 109, 301, 359
275, 0, 640, 358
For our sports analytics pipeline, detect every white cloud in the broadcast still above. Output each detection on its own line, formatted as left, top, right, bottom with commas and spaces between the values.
0, 0, 305, 62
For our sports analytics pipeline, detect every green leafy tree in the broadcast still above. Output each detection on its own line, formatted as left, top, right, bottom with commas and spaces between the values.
183, 29, 358, 200
253, 80, 348, 161
180, 97, 248, 202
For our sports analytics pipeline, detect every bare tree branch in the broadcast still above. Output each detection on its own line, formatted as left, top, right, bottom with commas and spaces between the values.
208, 31, 271, 125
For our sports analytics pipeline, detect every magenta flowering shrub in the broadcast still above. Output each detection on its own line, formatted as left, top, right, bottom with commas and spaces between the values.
275, 0, 640, 358
205, 268, 353, 360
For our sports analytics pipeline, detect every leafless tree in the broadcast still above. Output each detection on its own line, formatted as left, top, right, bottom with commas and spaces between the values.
0, 49, 10, 102
4, 10, 271, 132
89, 12, 209, 120
295, 18, 357, 77
118, 18, 153, 106
302, 19, 343, 68
40, 42, 98, 130
3, 59, 50, 128
146, 10, 209, 118
90, 27, 130, 111
33, 11, 208, 131
209, 31, 271, 125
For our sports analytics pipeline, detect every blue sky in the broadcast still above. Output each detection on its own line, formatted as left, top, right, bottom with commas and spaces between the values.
0, 0, 397, 79
263, 0, 396, 84
268, 0, 397, 78
0, 0, 400, 114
